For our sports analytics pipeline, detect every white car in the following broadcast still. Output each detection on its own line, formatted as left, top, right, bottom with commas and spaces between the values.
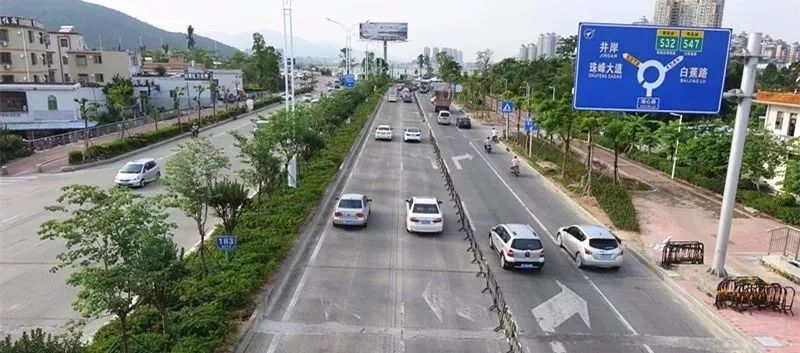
489, 224, 545, 270
388, 93, 398, 103
405, 197, 444, 234
302, 93, 313, 102
403, 127, 422, 142
437, 110, 451, 125
281, 94, 293, 101
375, 125, 393, 141
332, 193, 372, 227
114, 158, 160, 187
556, 224, 623, 270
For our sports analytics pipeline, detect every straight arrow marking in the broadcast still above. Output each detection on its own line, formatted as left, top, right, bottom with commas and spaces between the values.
531, 280, 590, 333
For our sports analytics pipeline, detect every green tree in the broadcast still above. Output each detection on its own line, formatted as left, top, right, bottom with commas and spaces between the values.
164, 137, 230, 276
783, 158, 800, 196
102, 75, 134, 139
170, 86, 185, 130
74, 97, 100, 161
361, 51, 376, 76
742, 127, 787, 190
580, 112, 604, 193
537, 97, 578, 176
231, 129, 285, 199
0, 328, 84, 353
209, 80, 218, 117
435, 52, 462, 82
475, 49, 493, 75
39, 185, 177, 353
248, 33, 283, 91
416, 54, 425, 78
193, 84, 206, 121
600, 116, 629, 184
207, 178, 250, 234
556, 35, 578, 59
423, 55, 433, 76
655, 119, 688, 162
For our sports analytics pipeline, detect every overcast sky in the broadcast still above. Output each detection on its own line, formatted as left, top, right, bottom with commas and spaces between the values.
86, 0, 800, 61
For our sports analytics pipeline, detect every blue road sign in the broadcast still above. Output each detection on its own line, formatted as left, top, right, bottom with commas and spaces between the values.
215, 235, 237, 250
500, 101, 515, 114
524, 115, 534, 133
573, 23, 732, 114
342, 74, 356, 88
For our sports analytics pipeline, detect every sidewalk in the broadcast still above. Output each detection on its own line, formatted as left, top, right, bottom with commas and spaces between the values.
1, 105, 233, 176
569, 139, 799, 353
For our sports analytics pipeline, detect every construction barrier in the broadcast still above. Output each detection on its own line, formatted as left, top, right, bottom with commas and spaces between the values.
660, 240, 704, 268
715, 276, 795, 315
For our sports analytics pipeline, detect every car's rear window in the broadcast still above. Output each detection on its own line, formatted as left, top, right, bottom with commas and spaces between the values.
589, 238, 619, 250
338, 199, 363, 209
406, 128, 420, 133
412, 203, 439, 214
378, 126, 391, 131
440, 112, 450, 117
511, 239, 543, 250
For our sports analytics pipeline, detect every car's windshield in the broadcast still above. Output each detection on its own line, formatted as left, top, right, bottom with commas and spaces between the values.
337, 199, 363, 209
511, 239, 543, 250
412, 203, 439, 214
120, 163, 143, 173
589, 238, 619, 250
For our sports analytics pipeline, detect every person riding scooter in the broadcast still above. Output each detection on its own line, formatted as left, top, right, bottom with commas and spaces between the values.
483, 137, 492, 153
510, 155, 520, 176
491, 128, 499, 143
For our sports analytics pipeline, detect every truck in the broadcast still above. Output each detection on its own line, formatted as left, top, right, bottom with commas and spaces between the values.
432, 85, 452, 113
419, 79, 431, 93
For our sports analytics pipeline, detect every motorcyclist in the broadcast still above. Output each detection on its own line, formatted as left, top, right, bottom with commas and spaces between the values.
191, 123, 199, 138
510, 155, 520, 172
484, 137, 492, 152
491, 128, 498, 142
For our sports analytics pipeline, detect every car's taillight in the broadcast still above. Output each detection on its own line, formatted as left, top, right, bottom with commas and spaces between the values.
433, 217, 443, 223
334, 212, 342, 217
356, 212, 364, 218
410, 217, 420, 222
506, 249, 514, 258
584, 248, 593, 255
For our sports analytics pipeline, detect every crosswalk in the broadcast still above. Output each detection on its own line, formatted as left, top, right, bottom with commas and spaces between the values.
0, 176, 39, 186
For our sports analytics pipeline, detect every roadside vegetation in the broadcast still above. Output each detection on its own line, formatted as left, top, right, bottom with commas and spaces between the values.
1, 77, 388, 353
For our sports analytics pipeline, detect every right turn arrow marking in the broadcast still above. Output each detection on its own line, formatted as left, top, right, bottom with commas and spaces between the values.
531, 280, 591, 333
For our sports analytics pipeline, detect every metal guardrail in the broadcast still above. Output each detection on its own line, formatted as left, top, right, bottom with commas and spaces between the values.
768, 226, 800, 261
715, 276, 795, 315
660, 240, 704, 269
429, 130, 524, 353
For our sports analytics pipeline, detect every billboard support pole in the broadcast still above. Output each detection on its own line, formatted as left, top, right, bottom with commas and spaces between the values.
711, 32, 761, 277
383, 40, 388, 72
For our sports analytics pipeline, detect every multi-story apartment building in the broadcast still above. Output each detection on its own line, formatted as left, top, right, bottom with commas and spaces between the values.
0, 16, 56, 84
653, 0, 725, 28
536, 33, 560, 59
49, 25, 138, 85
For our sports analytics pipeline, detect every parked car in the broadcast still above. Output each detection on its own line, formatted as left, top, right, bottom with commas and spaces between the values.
556, 224, 623, 269
437, 110, 451, 125
281, 93, 293, 101
302, 93, 313, 102
403, 127, 422, 142
489, 224, 545, 270
114, 159, 160, 188
375, 125, 393, 141
332, 193, 372, 227
405, 197, 444, 234
456, 116, 471, 129
388, 93, 398, 102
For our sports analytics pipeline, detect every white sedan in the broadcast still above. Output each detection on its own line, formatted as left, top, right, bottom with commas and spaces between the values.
405, 196, 444, 234
403, 127, 422, 142
375, 125, 393, 141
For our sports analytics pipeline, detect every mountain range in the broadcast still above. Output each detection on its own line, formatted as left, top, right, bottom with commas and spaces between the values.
206, 30, 340, 58
2, 0, 240, 56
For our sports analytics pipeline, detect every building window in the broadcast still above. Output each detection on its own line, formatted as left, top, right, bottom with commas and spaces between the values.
0, 29, 8, 42
78, 74, 89, 83
789, 114, 798, 137
0, 91, 26, 111
76, 55, 87, 66
62, 56, 69, 65
95, 73, 104, 83
775, 112, 784, 130
30, 52, 37, 65
0, 52, 11, 65
33, 75, 39, 83
28, 30, 34, 43
1, 75, 13, 83
47, 95, 58, 111
46, 52, 53, 65
64, 73, 71, 82
94, 54, 102, 64
60, 38, 69, 48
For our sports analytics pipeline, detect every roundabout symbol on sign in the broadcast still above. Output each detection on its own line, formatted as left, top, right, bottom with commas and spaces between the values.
623, 53, 685, 97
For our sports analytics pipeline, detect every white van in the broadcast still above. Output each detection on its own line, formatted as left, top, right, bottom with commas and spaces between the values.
437, 110, 451, 125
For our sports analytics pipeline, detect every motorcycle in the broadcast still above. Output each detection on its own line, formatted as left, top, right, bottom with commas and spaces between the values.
484, 143, 492, 153
510, 165, 520, 177
191, 128, 199, 139
491, 135, 499, 143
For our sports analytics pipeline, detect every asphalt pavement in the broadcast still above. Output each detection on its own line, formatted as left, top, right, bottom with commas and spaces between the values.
416, 92, 744, 353
0, 84, 327, 339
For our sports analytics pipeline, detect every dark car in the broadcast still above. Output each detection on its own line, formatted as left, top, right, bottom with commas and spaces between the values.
456, 117, 471, 129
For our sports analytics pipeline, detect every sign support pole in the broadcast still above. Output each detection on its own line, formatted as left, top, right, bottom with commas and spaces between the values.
711, 32, 761, 277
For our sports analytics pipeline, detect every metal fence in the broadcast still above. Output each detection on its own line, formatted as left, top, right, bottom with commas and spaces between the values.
660, 240, 704, 269
767, 226, 800, 261
715, 276, 795, 315
429, 128, 524, 353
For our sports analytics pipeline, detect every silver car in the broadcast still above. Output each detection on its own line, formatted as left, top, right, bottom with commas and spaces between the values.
114, 158, 160, 187
556, 224, 623, 269
489, 224, 545, 270
332, 193, 372, 227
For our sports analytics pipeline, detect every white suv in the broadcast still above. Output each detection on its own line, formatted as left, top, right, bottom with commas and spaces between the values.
489, 224, 545, 270
114, 159, 160, 187
556, 224, 623, 270
405, 197, 444, 234
437, 110, 451, 125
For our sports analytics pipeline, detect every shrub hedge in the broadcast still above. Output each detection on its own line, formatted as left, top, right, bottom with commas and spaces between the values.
0, 131, 33, 165
513, 138, 640, 232
83, 85, 384, 352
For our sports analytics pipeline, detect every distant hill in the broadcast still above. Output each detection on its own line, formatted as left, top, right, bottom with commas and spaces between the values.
206, 29, 340, 58
1, 0, 239, 57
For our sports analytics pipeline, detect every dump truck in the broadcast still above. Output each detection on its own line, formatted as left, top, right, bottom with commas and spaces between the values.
432, 85, 452, 113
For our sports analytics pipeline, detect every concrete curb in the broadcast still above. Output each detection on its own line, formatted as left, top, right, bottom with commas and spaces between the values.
58, 103, 280, 173
232, 92, 384, 353
501, 140, 763, 353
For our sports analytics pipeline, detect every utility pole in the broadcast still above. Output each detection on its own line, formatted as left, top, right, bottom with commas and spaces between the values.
711, 32, 762, 277
282, 1, 291, 112
669, 113, 683, 179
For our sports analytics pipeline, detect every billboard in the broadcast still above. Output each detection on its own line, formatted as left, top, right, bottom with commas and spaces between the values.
359, 22, 408, 41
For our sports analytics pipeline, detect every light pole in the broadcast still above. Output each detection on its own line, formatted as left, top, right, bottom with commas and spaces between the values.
548, 86, 556, 100
287, 0, 296, 111
326, 18, 352, 75
282, 1, 292, 112
669, 113, 683, 180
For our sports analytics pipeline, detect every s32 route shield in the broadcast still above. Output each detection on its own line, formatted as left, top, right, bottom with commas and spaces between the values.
573, 23, 732, 114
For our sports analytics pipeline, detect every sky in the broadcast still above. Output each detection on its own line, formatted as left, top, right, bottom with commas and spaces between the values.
85, 0, 800, 61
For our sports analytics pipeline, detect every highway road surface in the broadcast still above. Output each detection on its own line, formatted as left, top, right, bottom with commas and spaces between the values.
236, 89, 745, 353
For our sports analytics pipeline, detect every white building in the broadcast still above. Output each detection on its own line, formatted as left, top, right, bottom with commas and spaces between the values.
755, 91, 800, 193
526, 43, 538, 61
653, 0, 725, 28
0, 83, 98, 138
536, 33, 560, 59
518, 45, 527, 61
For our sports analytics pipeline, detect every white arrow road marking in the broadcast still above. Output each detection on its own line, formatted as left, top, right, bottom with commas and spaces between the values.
451, 153, 474, 170
422, 281, 445, 323
549, 342, 567, 353
427, 156, 439, 169
531, 280, 590, 333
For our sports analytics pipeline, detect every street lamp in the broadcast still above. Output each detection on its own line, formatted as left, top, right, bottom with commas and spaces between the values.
548, 86, 556, 100
326, 18, 352, 75
669, 113, 683, 179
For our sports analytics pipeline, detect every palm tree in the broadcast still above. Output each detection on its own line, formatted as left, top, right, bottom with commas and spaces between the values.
74, 97, 99, 161
193, 85, 206, 122
416, 54, 425, 77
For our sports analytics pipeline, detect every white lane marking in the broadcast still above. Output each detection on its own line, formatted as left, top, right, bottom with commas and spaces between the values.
450, 153, 474, 170
400, 161, 404, 171
0, 215, 20, 224
550, 341, 567, 353
422, 281, 445, 324
460, 201, 477, 232
531, 280, 590, 333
